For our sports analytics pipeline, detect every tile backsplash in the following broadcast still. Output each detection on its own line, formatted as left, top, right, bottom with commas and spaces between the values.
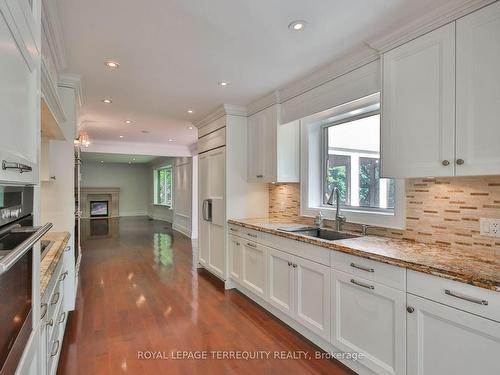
269, 176, 500, 252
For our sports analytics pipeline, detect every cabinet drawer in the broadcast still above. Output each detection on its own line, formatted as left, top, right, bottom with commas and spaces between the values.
331, 251, 406, 291
408, 270, 500, 322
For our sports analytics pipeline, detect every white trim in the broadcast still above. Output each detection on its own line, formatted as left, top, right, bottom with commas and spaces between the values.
193, 104, 247, 128
84, 139, 192, 157
246, 90, 280, 116
41, 55, 66, 124
58, 72, 83, 107
172, 222, 191, 238
41, 0, 66, 70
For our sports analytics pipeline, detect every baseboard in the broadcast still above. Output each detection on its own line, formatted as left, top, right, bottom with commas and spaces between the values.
172, 222, 192, 238
149, 216, 173, 224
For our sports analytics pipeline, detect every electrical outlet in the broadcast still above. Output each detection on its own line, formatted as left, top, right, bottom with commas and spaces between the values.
480, 218, 500, 237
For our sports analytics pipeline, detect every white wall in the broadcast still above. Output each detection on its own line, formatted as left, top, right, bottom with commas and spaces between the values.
81, 162, 150, 217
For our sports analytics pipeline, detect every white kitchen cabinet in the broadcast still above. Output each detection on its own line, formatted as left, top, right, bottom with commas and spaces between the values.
407, 293, 500, 375
0, 0, 40, 184
268, 247, 295, 317
228, 235, 242, 282
382, 23, 456, 178
455, 1, 500, 176
247, 104, 299, 183
198, 153, 210, 267
295, 256, 331, 341
241, 241, 268, 298
331, 269, 406, 375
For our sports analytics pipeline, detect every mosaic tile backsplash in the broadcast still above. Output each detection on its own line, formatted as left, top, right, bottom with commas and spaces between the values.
269, 177, 500, 253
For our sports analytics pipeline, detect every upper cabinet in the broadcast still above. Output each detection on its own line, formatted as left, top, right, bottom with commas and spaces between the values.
247, 104, 300, 183
455, 2, 500, 176
0, 1, 41, 184
382, 1, 500, 178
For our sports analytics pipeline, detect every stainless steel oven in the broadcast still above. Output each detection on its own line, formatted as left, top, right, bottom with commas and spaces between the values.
0, 185, 52, 375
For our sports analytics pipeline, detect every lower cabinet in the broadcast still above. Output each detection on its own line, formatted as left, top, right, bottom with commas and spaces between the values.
331, 269, 406, 375
241, 241, 268, 297
228, 235, 242, 282
407, 294, 500, 375
267, 248, 331, 341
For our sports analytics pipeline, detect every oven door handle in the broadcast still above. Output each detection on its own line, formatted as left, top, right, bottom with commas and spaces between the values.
0, 222, 53, 275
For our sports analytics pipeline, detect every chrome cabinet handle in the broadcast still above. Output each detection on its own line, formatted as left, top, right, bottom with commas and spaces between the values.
256, 174, 263, 178
235, 242, 240, 246
292, 263, 297, 268
456, 159, 465, 165
445, 289, 488, 305
350, 278, 374, 290
59, 271, 68, 281
246, 242, 257, 248
442, 160, 450, 166
50, 340, 60, 357
40, 303, 48, 319
58, 312, 66, 324
51, 292, 60, 305
47, 318, 54, 327
406, 306, 415, 313
64, 246, 71, 252
2, 160, 32, 173
229, 228, 239, 232
350, 262, 374, 273
287, 261, 292, 266
247, 233, 257, 238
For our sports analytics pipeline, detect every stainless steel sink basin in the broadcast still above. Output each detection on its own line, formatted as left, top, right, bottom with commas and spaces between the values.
280, 227, 359, 241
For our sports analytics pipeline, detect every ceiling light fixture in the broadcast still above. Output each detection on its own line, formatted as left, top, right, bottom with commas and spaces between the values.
218, 81, 228, 86
288, 20, 306, 31
119, 135, 124, 138
187, 110, 194, 114
188, 126, 193, 130
104, 61, 120, 69
168, 138, 173, 142
102, 98, 112, 104
125, 120, 132, 124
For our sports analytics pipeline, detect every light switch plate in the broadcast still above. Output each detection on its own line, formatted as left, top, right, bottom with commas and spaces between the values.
480, 218, 500, 237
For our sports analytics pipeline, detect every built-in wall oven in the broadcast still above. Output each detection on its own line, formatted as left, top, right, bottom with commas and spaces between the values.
0, 185, 52, 375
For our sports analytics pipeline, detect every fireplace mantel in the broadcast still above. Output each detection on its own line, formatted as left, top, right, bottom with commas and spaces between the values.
81, 187, 120, 218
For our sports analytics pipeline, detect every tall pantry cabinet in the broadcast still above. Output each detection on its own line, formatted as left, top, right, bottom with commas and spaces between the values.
196, 106, 268, 283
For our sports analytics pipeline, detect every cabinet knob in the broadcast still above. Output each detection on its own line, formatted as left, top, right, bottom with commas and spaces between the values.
456, 159, 464, 165
441, 160, 450, 166
256, 175, 263, 178
406, 306, 415, 313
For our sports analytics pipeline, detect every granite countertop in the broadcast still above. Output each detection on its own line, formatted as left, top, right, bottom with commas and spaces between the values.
228, 218, 500, 292
40, 231, 70, 296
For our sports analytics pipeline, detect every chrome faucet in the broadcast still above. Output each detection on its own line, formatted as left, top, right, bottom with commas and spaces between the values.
326, 186, 346, 231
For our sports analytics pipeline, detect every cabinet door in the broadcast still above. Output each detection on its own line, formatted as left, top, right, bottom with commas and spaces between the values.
382, 23, 455, 178
0, 2, 40, 184
198, 153, 209, 266
294, 256, 330, 341
268, 248, 294, 317
407, 294, 500, 375
247, 105, 277, 182
331, 270, 406, 375
208, 223, 225, 278
241, 241, 267, 298
228, 235, 242, 282
456, 2, 500, 176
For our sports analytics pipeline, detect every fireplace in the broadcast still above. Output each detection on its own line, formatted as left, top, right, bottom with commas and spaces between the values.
90, 201, 109, 217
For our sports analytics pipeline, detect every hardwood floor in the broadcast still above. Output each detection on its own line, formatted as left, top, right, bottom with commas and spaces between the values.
57, 217, 356, 375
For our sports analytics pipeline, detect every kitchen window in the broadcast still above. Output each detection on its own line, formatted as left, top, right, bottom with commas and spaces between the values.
154, 166, 173, 207
322, 113, 395, 212
300, 93, 405, 229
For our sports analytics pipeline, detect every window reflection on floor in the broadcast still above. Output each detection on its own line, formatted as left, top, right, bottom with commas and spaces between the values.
153, 233, 173, 266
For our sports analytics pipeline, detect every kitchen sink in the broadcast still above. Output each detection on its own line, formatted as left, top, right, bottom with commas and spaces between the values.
279, 227, 359, 241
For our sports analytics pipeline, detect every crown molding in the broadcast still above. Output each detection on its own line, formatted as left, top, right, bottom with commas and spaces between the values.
193, 104, 247, 128
366, 0, 496, 53
58, 72, 83, 108
84, 140, 193, 157
247, 90, 280, 116
41, 0, 66, 71
41, 55, 67, 125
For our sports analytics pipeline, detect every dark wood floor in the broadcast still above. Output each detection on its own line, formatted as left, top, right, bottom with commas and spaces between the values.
57, 217, 356, 375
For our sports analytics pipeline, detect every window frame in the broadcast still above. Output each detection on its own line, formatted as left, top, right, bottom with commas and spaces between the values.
320, 109, 394, 214
154, 165, 173, 208
299, 93, 406, 229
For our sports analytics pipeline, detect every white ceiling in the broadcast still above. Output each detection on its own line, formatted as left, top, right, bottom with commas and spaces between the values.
81, 152, 157, 164
57, 0, 457, 149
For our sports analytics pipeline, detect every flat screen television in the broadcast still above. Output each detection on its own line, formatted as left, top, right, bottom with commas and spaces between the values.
90, 201, 108, 217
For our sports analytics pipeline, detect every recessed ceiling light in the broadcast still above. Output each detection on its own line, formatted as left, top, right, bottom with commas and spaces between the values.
104, 61, 120, 69
119, 135, 124, 138
102, 98, 112, 104
288, 20, 306, 31
100, 160, 104, 163
188, 126, 193, 130
187, 110, 194, 114
218, 81, 229, 86
168, 138, 173, 142
125, 120, 132, 124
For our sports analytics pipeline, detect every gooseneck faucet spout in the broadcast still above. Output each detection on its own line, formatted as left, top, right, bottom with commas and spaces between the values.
326, 186, 346, 231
